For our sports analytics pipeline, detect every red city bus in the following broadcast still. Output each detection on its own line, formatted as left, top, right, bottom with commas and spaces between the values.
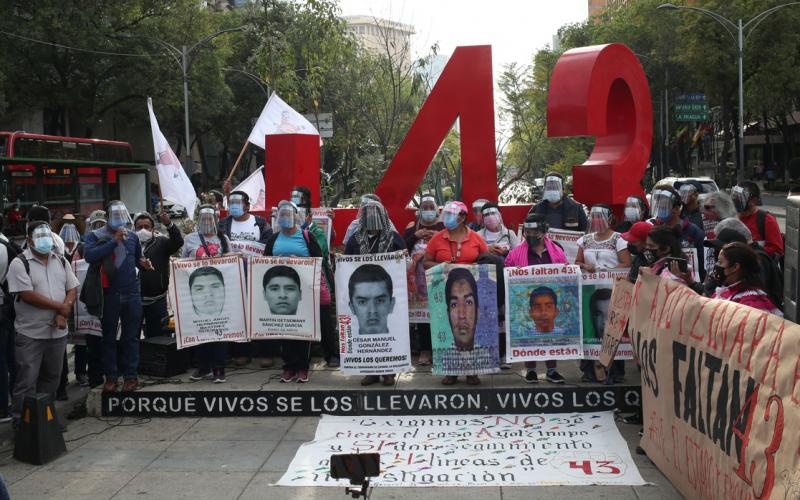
0, 131, 150, 234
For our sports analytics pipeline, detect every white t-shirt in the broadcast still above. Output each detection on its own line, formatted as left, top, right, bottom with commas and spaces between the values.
478, 226, 520, 251
577, 232, 626, 270
230, 215, 260, 242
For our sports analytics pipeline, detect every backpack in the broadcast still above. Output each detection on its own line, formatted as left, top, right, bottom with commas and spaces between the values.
755, 209, 785, 270
0, 237, 22, 315
753, 244, 784, 311
79, 231, 114, 318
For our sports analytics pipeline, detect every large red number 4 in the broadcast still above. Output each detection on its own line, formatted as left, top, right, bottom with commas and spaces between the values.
547, 44, 653, 215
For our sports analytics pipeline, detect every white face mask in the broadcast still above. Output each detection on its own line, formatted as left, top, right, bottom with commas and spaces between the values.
624, 207, 641, 222
137, 229, 153, 243
543, 190, 561, 203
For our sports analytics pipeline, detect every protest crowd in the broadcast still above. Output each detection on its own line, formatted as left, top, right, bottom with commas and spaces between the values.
0, 174, 786, 431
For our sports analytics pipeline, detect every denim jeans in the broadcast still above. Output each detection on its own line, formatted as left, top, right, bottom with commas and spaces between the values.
196, 342, 228, 371
141, 296, 168, 338
101, 291, 142, 380
0, 315, 15, 415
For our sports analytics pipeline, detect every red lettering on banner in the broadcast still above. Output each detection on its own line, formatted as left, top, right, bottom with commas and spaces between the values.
729, 311, 750, 365
758, 322, 783, 391
546, 43, 652, 216
745, 313, 769, 372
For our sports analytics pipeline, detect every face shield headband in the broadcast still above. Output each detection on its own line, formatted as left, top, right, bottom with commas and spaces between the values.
650, 190, 676, 221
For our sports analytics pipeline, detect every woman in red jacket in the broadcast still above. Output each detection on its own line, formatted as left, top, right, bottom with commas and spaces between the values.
711, 242, 782, 316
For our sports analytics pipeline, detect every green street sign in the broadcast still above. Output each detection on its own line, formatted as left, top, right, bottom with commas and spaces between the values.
674, 112, 709, 122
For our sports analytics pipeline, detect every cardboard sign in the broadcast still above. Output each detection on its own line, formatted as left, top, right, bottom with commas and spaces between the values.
548, 228, 584, 264
628, 270, 800, 500
598, 279, 634, 368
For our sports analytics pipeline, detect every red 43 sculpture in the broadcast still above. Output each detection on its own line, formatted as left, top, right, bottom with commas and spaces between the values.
262, 43, 652, 243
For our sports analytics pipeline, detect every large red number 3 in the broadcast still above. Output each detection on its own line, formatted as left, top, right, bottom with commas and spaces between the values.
547, 44, 653, 215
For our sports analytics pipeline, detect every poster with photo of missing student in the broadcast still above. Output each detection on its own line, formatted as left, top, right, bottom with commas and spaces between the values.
334, 251, 411, 375
580, 269, 633, 360
169, 255, 247, 349
248, 256, 321, 341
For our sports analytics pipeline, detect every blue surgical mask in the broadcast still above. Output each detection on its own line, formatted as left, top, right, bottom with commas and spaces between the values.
421, 210, 437, 223
229, 204, 244, 217
291, 196, 302, 206
655, 207, 670, 223
33, 235, 54, 254
543, 190, 561, 203
278, 216, 294, 229
443, 213, 459, 230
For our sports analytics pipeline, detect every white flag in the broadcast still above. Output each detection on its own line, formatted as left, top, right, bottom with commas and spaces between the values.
147, 98, 197, 217
247, 92, 320, 149
231, 166, 266, 211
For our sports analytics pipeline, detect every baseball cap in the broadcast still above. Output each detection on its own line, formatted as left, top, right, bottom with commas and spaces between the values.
703, 228, 747, 250
621, 221, 653, 243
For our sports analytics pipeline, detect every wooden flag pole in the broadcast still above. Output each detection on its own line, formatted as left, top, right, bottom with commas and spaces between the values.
225, 141, 250, 184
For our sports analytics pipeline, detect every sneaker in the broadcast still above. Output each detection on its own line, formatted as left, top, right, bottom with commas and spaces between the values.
361, 375, 380, 386
260, 357, 274, 369
417, 351, 432, 366
327, 356, 340, 368
190, 369, 213, 381
296, 370, 309, 383
546, 370, 565, 384
280, 369, 297, 383
102, 379, 118, 393
525, 370, 539, 384
121, 378, 139, 392
213, 368, 226, 384
499, 362, 512, 370
76, 374, 89, 387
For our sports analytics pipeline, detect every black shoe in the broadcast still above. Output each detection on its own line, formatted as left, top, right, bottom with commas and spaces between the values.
546, 370, 565, 384
327, 356, 340, 368
213, 368, 226, 384
524, 370, 538, 383
190, 369, 213, 381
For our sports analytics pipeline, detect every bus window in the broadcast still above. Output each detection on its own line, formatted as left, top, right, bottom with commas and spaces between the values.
43, 166, 76, 216
15, 138, 44, 157
78, 175, 104, 215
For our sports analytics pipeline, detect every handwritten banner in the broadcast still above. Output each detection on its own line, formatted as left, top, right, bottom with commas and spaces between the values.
629, 270, 800, 500
581, 269, 632, 360
247, 256, 321, 341
334, 251, 412, 375
278, 412, 646, 487
548, 228, 584, 264
598, 279, 634, 368
169, 255, 247, 349
504, 264, 582, 362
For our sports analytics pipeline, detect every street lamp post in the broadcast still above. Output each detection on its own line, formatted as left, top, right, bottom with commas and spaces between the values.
658, 2, 800, 185
121, 27, 245, 173
223, 67, 271, 97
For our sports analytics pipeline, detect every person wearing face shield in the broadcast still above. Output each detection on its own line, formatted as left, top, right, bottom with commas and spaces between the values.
477, 202, 520, 256
575, 204, 631, 273
291, 185, 337, 246
404, 195, 445, 366
504, 213, 569, 384
646, 185, 706, 280
343, 194, 397, 246
617, 196, 648, 234
6, 221, 79, 428
25, 205, 65, 257
676, 181, 704, 231
423, 201, 489, 386
219, 191, 272, 245
84, 200, 154, 393
134, 212, 183, 339
468, 199, 490, 231
710, 242, 782, 316
530, 173, 588, 232
344, 200, 406, 387
700, 191, 736, 239
731, 181, 784, 258
263, 200, 330, 384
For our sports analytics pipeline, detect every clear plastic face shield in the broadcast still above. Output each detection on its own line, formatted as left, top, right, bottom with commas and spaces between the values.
276, 201, 297, 229
650, 189, 676, 221
472, 199, 488, 220
229, 193, 246, 217
291, 190, 304, 207
543, 176, 563, 203
107, 201, 133, 230
523, 221, 548, 239
360, 200, 387, 232
589, 206, 611, 233
624, 197, 643, 222
196, 207, 218, 235
31, 224, 54, 254
89, 218, 106, 231
731, 186, 751, 213
59, 223, 80, 245
481, 207, 503, 232
679, 184, 698, 205
419, 195, 438, 222
442, 202, 466, 230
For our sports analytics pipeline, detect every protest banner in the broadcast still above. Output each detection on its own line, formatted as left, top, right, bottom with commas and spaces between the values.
681, 246, 701, 282
427, 263, 499, 375
310, 207, 332, 246
504, 264, 582, 362
581, 269, 632, 360
629, 270, 800, 500
598, 279, 635, 368
548, 228, 584, 263
229, 240, 266, 257
248, 256, 322, 341
335, 251, 412, 375
169, 255, 247, 349
278, 412, 646, 487
70, 259, 101, 345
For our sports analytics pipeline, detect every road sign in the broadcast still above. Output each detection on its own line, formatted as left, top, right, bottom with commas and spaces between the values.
674, 93, 708, 122
303, 112, 333, 138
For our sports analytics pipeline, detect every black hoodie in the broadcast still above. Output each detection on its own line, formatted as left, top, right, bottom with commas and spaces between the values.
139, 223, 184, 299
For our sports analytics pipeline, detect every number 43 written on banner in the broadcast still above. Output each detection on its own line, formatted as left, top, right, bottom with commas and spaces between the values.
555, 453, 625, 477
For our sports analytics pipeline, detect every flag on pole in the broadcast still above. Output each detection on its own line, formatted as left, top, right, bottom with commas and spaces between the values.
231, 165, 266, 211
247, 92, 320, 149
147, 98, 197, 217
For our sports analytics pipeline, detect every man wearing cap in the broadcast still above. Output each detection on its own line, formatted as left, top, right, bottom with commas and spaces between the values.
621, 221, 653, 284
676, 181, 704, 231
84, 200, 153, 393
731, 181, 784, 258
220, 190, 271, 244
529, 173, 588, 232
134, 212, 183, 338
7, 221, 79, 428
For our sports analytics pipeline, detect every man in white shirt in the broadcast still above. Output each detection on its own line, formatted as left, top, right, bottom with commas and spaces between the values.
219, 191, 272, 244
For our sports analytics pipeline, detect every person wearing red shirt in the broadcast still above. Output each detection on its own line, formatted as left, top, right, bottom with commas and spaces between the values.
732, 182, 784, 257
424, 201, 489, 386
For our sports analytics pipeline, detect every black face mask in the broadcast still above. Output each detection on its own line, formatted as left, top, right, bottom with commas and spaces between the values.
642, 249, 657, 264
526, 236, 542, 248
627, 243, 639, 255
712, 265, 726, 284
